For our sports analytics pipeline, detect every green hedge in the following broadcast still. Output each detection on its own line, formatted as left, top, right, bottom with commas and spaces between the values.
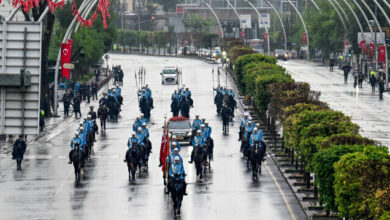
334, 147, 390, 219
233, 53, 277, 92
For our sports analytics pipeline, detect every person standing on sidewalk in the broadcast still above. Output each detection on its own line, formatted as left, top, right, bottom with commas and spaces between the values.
12, 135, 27, 170
85, 83, 91, 103
95, 68, 100, 83
91, 80, 98, 100
370, 69, 376, 93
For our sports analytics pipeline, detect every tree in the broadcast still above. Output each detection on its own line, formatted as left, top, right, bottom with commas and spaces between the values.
184, 14, 212, 32
154, 0, 183, 12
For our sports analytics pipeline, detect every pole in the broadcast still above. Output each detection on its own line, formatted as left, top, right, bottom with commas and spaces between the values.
286, 0, 309, 60
264, 0, 287, 51
202, 1, 224, 39
244, 0, 270, 55
53, 0, 91, 116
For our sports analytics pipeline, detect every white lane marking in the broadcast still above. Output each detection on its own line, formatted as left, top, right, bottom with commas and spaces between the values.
264, 161, 297, 220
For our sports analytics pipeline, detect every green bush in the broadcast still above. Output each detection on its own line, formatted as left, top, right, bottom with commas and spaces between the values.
334, 147, 390, 219
228, 46, 254, 63
80, 72, 94, 83
254, 72, 293, 112
311, 145, 379, 213
379, 211, 390, 220
233, 54, 277, 92
320, 133, 378, 149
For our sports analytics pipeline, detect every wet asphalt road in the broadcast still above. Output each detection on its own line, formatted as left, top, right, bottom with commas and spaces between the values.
0, 54, 306, 220
279, 60, 390, 149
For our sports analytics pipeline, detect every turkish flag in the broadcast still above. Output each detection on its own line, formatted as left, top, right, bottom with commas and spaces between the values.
378, 46, 386, 63
359, 40, 367, 54
240, 31, 246, 39
302, 33, 307, 45
61, 39, 73, 80
160, 123, 170, 172
264, 33, 268, 42
369, 43, 375, 59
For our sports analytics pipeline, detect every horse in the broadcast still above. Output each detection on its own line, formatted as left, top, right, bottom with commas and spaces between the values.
194, 146, 207, 181
98, 105, 108, 131
169, 173, 185, 217
214, 93, 223, 114
249, 141, 263, 181
204, 138, 214, 170
126, 145, 139, 181
72, 146, 84, 183
221, 106, 231, 134
171, 98, 179, 117
140, 97, 151, 120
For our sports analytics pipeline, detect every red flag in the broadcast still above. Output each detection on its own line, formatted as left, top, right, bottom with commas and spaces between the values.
160, 122, 170, 172
240, 31, 246, 39
264, 33, 268, 43
369, 43, 375, 59
378, 46, 386, 63
61, 39, 73, 80
302, 33, 307, 45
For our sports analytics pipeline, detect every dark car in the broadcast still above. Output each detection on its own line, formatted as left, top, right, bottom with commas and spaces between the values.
168, 116, 192, 145
274, 49, 288, 61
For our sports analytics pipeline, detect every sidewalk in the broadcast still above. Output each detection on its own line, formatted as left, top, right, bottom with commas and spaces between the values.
280, 60, 390, 148
0, 73, 113, 155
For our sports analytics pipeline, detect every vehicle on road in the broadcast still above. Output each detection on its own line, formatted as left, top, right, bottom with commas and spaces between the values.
168, 116, 192, 144
274, 49, 288, 61
161, 67, 178, 84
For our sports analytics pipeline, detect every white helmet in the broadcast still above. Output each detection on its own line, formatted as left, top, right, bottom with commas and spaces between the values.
174, 148, 179, 151
172, 142, 177, 146
142, 123, 146, 126
87, 115, 91, 119
79, 121, 83, 125
172, 135, 177, 139
175, 156, 180, 161
131, 132, 136, 136
254, 127, 258, 131
75, 132, 79, 136
138, 127, 142, 131
201, 124, 205, 128
79, 127, 84, 130
197, 130, 201, 134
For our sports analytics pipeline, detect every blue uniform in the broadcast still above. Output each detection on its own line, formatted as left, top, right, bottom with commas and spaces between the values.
249, 131, 263, 148
192, 119, 202, 130
192, 135, 204, 147
240, 118, 249, 127
171, 93, 179, 101
145, 88, 152, 99
204, 126, 212, 139
70, 137, 83, 150
136, 133, 145, 146
133, 120, 141, 132
79, 130, 87, 146
170, 141, 181, 152
115, 87, 121, 96
83, 121, 90, 132
168, 153, 183, 164
201, 129, 207, 140
142, 127, 149, 138
74, 81, 80, 96
140, 118, 148, 126
127, 137, 138, 148
169, 163, 185, 179
244, 125, 254, 139
184, 90, 191, 98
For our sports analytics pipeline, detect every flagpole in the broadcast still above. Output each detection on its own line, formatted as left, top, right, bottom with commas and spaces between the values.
212, 67, 215, 97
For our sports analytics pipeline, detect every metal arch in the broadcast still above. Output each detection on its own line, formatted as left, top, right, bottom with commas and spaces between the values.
342, 0, 364, 34
243, 0, 270, 55
286, 0, 309, 60
373, 0, 390, 27
327, 0, 348, 31
360, 0, 388, 86
350, 0, 374, 35
226, 0, 240, 20
331, 0, 350, 24
202, 1, 224, 38
309, 0, 322, 13
264, 0, 287, 51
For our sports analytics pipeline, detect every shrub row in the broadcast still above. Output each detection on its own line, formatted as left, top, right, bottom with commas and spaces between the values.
232, 53, 390, 219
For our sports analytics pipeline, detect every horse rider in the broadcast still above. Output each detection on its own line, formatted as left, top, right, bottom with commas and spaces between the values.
168, 156, 188, 195
133, 117, 141, 132
115, 84, 121, 96
192, 115, 202, 131
141, 123, 149, 139
168, 147, 183, 165
97, 104, 108, 131
170, 135, 181, 152
171, 90, 179, 102
189, 130, 205, 163
204, 122, 212, 140
99, 92, 108, 106
228, 89, 235, 98
136, 127, 145, 146
239, 114, 249, 141
78, 127, 87, 148
249, 128, 263, 149
68, 132, 83, 164
124, 132, 138, 162
88, 106, 97, 120
139, 114, 148, 126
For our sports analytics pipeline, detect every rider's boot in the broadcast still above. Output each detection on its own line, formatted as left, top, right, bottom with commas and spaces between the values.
188, 150, 194, 163
183, 181, 188, 195
68, 151, 73, 164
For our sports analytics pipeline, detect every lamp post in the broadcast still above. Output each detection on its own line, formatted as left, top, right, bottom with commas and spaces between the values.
244, 0, 270, 55
286, 0, 309, 60
264, 0, 287, 51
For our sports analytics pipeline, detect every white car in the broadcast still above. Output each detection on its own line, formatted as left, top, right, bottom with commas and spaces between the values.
161, 67, 178, 84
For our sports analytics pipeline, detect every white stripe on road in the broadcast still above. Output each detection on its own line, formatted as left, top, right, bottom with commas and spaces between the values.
264, 161, 297, 220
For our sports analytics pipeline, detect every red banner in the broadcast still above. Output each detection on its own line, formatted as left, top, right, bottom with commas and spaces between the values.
359, 40, 367, 54
264, 33, 268, 42
240, 31, 246, 39
160, 123, 170, 172
369, 43, 375, 59
302, 33, 307, 45
378, 46, 386, 63
60, 39, 73, 80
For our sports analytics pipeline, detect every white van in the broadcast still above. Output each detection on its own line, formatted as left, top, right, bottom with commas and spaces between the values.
161, 66, 178, 84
